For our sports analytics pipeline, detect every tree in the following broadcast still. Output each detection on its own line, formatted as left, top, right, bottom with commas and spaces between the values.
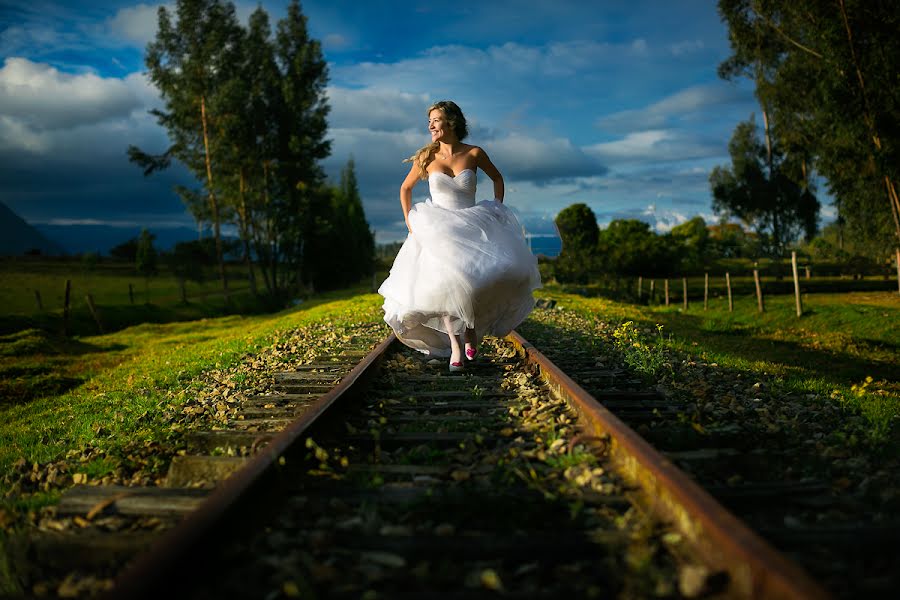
670, 216, 711, 272
303, 159, 375, 290
135, 229, 158, 301
709, 117, 819, 256
555, 203, 599, 252
717, 0, 900, 259
128, 0, 243, 300
275, 0, 331, 293
554, 204, 600, 283
708, 222, 761, 258
110, 237, 139, 262
166, 240, 210, 302
597, 219, 674, 278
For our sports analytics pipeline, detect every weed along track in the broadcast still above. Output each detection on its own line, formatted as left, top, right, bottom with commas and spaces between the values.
7, 331, 831, 599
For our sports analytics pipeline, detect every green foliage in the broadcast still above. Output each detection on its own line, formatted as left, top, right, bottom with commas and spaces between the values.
109, 237, 139, 262
553, 204, 600, 283
135, 229, 158, 279
599, 219, 678, 277
718, 0, 900, 252
671, 217, 711, 272
709, 117, 820, 256
80, 252, 99, 272
129, 0, 342, 300
304, 158, 375, 291
555, 204, 599, 251
707, 222, 762, 258
611, 320, 672, 379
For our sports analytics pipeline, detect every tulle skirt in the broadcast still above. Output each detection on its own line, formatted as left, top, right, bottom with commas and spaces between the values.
379, 199, 542, 357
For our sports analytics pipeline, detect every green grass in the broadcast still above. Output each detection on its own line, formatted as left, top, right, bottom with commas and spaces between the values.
0, 287, 386, 494
0, 257, 253, 314
531, 286, 900, 443
0, 257, 267, 336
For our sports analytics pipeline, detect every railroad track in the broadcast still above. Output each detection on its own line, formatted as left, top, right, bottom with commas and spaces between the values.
4, 330, 833, 599
517, 315, 900, 600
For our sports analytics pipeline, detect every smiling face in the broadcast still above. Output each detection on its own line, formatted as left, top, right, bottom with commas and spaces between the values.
428, 109, 455, 144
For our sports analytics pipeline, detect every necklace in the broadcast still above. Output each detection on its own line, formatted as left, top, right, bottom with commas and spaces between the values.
438, 146, 462, 160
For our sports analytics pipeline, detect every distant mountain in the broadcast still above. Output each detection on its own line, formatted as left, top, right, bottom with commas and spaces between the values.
33, 224, 207, 256
0, 201, 67, 256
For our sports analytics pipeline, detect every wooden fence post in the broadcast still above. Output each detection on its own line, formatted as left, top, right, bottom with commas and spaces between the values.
85, 294, 104, 334
792, 251, 803, 317
128, 283, 134, 305
62, 279, 71, 336
704, 272, 709, 310
664, 279, 670, 306
637, 276, 642, 300
753, 269, 765, 312
34, 290, 43, 311
895, 248, 900, 295
649, 279, 655, 303
804, 266, 810, 280
682, 277, 688, 311
725, 272, 733, 312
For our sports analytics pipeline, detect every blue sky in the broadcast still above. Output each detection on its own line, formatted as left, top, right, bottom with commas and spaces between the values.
1, 0, 823, 250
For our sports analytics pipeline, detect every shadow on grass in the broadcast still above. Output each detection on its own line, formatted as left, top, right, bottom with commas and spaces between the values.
646, 311, 899, 386
516, 316, 898, 476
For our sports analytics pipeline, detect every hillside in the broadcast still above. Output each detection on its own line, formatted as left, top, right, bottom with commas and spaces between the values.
0, 201, 65, 256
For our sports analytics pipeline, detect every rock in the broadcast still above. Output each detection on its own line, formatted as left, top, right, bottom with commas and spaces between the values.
678, 565, 710, 598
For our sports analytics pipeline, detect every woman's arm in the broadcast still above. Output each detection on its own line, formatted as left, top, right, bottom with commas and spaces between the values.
400, 163, 420, 232
473, 146, 504, 203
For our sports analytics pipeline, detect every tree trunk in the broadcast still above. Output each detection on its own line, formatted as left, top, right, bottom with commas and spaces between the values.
200, 95, 228, 302
887, 176, 900, 246
238, 167, 257, 296
838, 0, 900, 246
761, 106, 781, 256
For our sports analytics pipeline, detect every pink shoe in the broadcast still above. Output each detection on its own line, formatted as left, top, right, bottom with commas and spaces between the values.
465, 347, 477, 361
449, 361, 465, 373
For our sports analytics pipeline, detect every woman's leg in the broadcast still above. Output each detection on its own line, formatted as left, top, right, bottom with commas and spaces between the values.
444, 316, 463, 365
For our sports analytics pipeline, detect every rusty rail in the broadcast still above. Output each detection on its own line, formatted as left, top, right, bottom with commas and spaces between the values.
506, 331, 832, 600
106, 333, 397, 600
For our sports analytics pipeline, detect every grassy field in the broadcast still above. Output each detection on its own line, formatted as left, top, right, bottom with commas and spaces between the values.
0, 258, 279, 336
531, 287, 899, 444
1, 282, 896, 519
0, 286, 387, 508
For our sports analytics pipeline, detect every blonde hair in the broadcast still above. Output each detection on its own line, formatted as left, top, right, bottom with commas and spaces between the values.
403, 100, 469, 180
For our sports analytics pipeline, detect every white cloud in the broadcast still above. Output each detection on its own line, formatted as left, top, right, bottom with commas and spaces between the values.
0, 24, 81, 57
323, 33, 350, 50
641, 204, 689, 232
488, 133, 605, 181
0, 115, 47, 153
32, 216, 193, 228
586, 129, 722, 165
596, 83, 751, 133
334, 39, 652, 98
669, 40, 705, 56
0, 57, 141, 131
105, 3, 166, 47
326, 87, 429, 132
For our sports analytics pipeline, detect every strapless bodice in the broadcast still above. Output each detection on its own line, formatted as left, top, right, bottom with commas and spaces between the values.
428, 168, 476, 210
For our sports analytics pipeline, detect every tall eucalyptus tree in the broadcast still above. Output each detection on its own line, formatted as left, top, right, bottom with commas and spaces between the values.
128, 0, 243, 299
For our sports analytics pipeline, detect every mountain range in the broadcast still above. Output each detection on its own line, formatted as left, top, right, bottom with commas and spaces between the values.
1, 201, 203, 256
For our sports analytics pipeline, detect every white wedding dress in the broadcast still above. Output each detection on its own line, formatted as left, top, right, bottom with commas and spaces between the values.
379, 168, 542, 356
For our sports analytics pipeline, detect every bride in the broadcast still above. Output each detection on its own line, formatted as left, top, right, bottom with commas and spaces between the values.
378, 100, 541, 371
